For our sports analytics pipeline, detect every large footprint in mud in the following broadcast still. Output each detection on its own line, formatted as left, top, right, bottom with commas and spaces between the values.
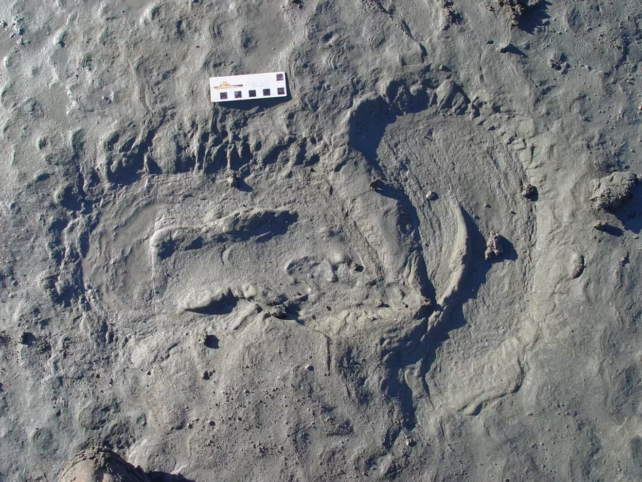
330, 86, 537, 415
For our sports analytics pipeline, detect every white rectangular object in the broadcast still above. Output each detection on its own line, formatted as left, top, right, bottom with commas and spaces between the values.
210, 72, 288, 102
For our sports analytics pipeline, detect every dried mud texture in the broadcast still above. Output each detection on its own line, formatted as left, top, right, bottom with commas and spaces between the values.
59, 447, 148, 482
0, 0, 641, 481
484, 232, 504, 260
590, 171, 639, 212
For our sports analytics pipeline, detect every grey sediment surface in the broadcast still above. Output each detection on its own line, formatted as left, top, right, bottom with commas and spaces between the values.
0, 0, 641, 480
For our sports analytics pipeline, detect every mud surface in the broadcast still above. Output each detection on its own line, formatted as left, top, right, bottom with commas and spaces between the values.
0, 0, 641, 480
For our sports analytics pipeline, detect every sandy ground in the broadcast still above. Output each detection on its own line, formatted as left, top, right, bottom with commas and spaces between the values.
0, 0, 641, 480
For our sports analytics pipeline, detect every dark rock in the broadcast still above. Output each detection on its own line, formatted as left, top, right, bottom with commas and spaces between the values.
521, 183, 538, 199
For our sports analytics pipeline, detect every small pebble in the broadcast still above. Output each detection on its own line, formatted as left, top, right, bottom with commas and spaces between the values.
19, 331, 32, 345
370, 179, 384, 192
269, 305, 287, 319
226, 174, 239, 188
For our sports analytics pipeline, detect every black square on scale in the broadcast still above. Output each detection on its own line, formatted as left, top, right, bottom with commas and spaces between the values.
249, 90, 256, 97
220, 92, 228, 100
263, 88, 271, 96
276, 73, 284, 81
234, 91, 242, 99
277, 87, 285, 95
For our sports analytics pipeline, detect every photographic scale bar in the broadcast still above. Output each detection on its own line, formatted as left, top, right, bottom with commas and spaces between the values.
210, 72, 288, 102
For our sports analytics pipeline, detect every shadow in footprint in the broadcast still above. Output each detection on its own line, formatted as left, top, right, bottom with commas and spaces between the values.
378, 210, 498, 429
423, 209, 493, 365
599, 224, 624, 237
235, 177, 254, 193
148, 473, 195, 482
500, 43, 528, 58
225, 210, 299, 243
622, 212, 642, 235
204, 334, 220, 349
187, 298, 238, 316
348, 96, 437, 303
517, 1, 552, 34
615, 184, 642, 235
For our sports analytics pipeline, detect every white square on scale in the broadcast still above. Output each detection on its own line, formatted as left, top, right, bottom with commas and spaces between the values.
210, 72, 288, 102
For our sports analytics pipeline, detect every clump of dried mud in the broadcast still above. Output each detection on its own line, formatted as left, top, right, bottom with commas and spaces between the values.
494, 0, 542, 26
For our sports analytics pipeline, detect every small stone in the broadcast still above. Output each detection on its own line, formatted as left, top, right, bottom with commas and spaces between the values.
521, 183, 538, 199
202, 371, 211, 380
370, 179, 384, 192
425, 191, 438, 201
590, 172, 638, 211
305, 365, 314, 372
571, 254, 585, 279
269, 304, 287, 319
226, 174, 239, 188
594, 220, 607, 231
